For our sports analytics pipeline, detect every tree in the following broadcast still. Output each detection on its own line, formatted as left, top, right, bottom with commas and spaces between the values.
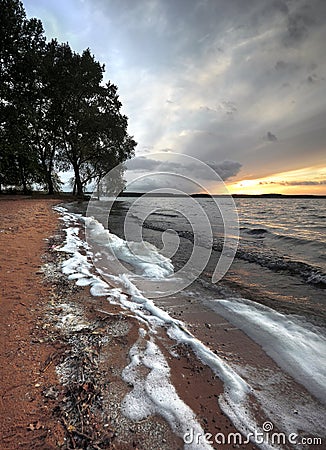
52, 47, 136, 196
77, 81, 137, 191
30, 39, 69, 194
0, 0, 136, 195
0, 0, 45, 193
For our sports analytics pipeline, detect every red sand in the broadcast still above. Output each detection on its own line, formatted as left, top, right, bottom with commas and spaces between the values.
0, 198, 65, 449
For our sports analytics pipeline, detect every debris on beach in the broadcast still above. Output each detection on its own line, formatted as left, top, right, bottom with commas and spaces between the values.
40, 233, 182, 449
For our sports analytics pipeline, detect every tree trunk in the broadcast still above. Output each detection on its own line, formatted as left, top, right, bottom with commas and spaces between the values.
96, 180, 100, 200
40, 149, 54, 195
22, 176, 28, 195
47, 150, 55, 195
20, 164, 28, 195
73, 164, 83, 197
47, 170, 54, 195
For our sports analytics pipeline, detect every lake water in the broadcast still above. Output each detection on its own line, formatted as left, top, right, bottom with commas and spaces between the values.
80, 196, 326, 323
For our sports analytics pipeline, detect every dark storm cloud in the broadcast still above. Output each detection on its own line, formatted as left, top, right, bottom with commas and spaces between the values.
283, 9, 312, 46
281, 180, 326, 186
206, 161, 242, 180
126, 156, 159, 171
271, 0, 289, 15
261, 180, 326, 186
281, 1, 326, 46
274, 60, 300, 73
307, 74, 319, 84
126, 157, 242, 181
275, 60, 287, 71
265, 132, 278, 142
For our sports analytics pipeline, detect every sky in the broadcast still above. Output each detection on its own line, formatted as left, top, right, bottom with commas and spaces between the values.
23, 0, 326, 195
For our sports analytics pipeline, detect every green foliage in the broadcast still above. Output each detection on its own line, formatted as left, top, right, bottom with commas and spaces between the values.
0, 0, 45, 193
0, 0, 136, 195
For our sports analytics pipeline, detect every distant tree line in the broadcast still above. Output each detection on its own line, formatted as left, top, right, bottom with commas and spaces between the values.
0, 0, 136, 196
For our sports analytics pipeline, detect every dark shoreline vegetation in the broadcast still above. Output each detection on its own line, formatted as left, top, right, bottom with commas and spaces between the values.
1, 191, 326, 199
0, 0, 136, 197
118, 192, 326, 198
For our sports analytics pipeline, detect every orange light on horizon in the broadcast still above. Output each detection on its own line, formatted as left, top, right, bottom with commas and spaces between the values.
225, 165, 326, 196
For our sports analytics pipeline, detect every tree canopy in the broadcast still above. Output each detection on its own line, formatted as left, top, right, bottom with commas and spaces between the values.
0, 0, 136, 195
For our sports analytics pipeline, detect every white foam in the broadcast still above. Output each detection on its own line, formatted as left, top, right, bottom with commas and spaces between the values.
208, 297, 326, 405
53, 207, 297, 448
89, 281, 112, 297
53, 302, 90, 333
103, 274, 272, 446
85, 217, 174, 279
122, 329, 214, 450
55, 208, 113, 295
58, 227, 81, 253
62, 252, 91, 276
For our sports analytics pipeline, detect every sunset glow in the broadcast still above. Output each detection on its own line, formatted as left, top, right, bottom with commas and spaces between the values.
227, 165, 326, 195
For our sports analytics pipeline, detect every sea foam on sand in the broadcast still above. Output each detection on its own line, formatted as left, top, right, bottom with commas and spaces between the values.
54, 206, 326, 448
208, 297, 326, 405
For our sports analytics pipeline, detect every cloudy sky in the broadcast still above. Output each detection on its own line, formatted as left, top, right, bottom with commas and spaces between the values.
24, 0, 326, 194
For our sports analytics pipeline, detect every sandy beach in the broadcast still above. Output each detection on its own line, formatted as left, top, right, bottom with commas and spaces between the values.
0, 197, 324, 450
0, 198, 65, 448
0, 198, 247, 449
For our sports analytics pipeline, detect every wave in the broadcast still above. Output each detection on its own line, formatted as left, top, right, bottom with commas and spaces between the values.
242, 227, 325, 247
223, 244, 326, 287
245, 228, 269, 235
150, 211, 181, 219
309, 213, 326, 219
272, 233, 325, 247
208, 297, 326, 405
142, 221, 326, 287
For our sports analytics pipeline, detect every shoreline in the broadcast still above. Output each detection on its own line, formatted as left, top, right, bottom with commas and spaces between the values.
0, 198, 252, 449
1, 198, 325, 449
